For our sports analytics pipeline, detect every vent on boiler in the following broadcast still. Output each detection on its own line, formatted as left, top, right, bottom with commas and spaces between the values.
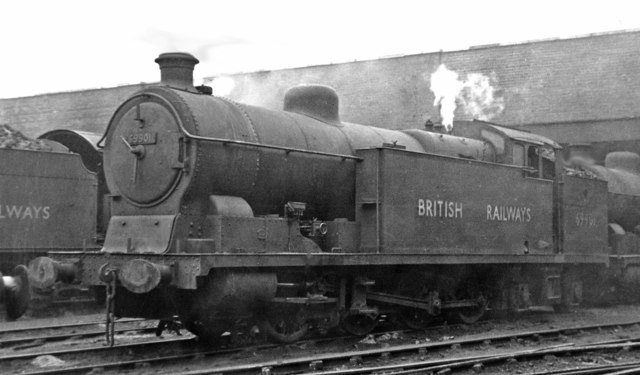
284, 84, 341, 125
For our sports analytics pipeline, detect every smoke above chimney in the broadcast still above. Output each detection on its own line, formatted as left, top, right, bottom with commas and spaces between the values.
429, 64, 462, 132
203, 76, 236, 97
428, 64, 505, 132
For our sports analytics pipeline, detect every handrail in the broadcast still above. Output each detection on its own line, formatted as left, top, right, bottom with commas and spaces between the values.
99, 92, 361, 161
183, 134, 362, 161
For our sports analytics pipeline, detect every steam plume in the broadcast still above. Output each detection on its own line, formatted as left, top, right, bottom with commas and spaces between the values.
204, 76, 236, 97
459, 72, 505, 121
430, 65, 462, 132
428, 64, 504, 132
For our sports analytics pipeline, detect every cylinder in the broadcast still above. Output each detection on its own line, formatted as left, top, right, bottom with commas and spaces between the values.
192, 272, 278, 315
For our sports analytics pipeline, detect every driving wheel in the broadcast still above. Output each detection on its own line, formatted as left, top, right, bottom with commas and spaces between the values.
341, 313, 378, 336
261, 304, 309, 343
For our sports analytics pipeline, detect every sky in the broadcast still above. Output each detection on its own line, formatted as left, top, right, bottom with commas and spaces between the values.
1, 0, 638, 99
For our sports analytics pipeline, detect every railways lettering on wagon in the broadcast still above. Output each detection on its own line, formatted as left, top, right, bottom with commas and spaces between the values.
0, 204, 50, 220
486, 204, 531, 223
417, 199, 463, 219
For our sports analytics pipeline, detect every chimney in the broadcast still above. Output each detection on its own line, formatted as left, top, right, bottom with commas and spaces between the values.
154, 52, 199, 92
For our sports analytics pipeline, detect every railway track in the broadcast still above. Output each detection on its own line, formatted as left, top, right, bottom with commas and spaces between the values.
0, 299, 101, 323
7, 318, 640, 375
0, 317, 152, 348
326, 341, 640, 375
168, 320, 640, 375
530, 362, 640, 375
0, 324, 157, 349
0, 320, 432, 374
0, 317, 145, 336
1, 335, 194, 374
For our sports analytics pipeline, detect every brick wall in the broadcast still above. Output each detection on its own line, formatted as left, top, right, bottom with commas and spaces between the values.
0, 84, 149, 138
220, 30, 640, 132
1, 30, 639, 142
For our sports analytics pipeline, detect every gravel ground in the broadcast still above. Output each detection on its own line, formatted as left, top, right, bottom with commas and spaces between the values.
119, 304, 640, 375
3, 304, 640, 374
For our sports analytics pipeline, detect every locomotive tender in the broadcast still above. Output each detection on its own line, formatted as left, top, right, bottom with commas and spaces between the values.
0, 130, 103, 319
29, 52, 640, 341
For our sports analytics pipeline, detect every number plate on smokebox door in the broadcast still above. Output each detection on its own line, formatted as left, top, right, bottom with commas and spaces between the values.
126, 132, 157, 146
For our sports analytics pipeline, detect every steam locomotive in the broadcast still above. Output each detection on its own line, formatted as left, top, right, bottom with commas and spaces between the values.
28, 52, 640, 342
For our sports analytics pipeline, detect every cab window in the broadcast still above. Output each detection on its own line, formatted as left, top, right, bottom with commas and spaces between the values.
513, 143, 525, 166
541, 147, 556, 179
523, 144, 555, 180
527, 146, 539, 172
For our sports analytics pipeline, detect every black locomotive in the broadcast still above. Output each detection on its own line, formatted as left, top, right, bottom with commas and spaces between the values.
28, 52, 640, 342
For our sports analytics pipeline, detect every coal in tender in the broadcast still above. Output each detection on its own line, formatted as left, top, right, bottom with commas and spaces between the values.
0, 124, 54, 151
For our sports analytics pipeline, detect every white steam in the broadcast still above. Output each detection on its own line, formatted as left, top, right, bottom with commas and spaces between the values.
428, 64, 505, 132
203, 76, 236, 97
429, 65, 463, 132
459, 72, 505, 121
